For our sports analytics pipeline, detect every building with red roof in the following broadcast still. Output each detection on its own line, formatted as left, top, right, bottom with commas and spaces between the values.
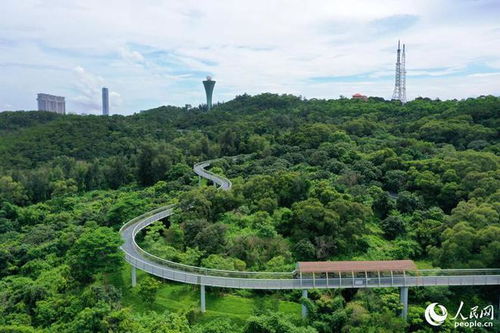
352, 93, 368, 101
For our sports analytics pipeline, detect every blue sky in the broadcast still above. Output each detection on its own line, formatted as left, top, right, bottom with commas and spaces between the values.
1, 0, 499, 115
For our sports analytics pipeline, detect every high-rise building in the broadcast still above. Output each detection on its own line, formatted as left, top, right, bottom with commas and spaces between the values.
37, 93, 65, 114
203, 76, 216, 110
102, 87, 109, 116
392, 41, 407, 104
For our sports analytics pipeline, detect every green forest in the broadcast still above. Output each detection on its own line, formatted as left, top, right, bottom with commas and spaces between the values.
0, 94, 498, 332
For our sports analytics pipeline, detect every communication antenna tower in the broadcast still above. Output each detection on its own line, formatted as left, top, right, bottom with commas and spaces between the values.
392, 40, 407, 103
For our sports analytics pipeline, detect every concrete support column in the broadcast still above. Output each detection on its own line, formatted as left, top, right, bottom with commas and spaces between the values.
200, 284, 206, 313
131, 266, 137, 287
400, 287, 408, 319
301, 289, 308, 318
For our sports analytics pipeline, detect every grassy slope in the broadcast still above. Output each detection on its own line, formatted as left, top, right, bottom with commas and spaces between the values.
111, 264, 301, 325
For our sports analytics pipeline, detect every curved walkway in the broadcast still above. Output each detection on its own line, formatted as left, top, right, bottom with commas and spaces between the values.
120, 160, 500, 290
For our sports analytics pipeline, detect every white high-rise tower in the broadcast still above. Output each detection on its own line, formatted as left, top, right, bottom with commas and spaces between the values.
102, 87, 109, 116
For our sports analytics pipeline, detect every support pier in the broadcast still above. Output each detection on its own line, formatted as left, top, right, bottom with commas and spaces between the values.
400, 287, 408, 319
131, 266, 137, 287
201, 284, 206, 313
301, 289, 308, 318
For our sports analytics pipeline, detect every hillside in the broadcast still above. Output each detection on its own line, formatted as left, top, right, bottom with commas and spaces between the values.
0, 94, 499, 332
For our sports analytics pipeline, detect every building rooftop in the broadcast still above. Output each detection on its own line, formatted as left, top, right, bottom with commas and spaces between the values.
297, 260, 417, 273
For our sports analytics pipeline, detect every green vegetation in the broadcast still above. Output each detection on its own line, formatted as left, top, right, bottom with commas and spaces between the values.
116, 266, 300, 325
0, 94, 498, 332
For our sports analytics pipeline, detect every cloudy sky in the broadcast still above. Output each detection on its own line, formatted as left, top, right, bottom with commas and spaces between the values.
1, 0, 499, 115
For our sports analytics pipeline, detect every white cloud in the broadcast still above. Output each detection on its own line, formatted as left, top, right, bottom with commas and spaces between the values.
468, 72, 500, 78
119, 47, 145, 65
71, 66, 105, 114
109, 91, 122, 110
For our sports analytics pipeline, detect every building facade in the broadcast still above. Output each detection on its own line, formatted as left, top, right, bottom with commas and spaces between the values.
102, 87, 109, 116
37, 93, 65, 114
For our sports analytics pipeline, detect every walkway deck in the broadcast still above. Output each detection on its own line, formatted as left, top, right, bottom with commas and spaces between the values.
119, 160, 500, 290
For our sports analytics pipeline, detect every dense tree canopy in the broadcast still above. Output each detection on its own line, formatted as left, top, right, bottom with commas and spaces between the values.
0, 94, 498, 332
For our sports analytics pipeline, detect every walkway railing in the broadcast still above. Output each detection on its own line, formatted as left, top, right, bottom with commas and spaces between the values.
193, 160, 232, 189
127, 205, 294, 279
119, 160, 500, 289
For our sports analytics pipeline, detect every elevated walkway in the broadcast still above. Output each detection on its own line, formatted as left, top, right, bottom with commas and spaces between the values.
119, 160, 500, 317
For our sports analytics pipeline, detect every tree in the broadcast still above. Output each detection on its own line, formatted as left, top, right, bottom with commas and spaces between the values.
193, 318, 237, 333
103, 156, 131, 189
136, 143, 172, 186
137, 277, 161, 306
372, 192, 395, 219
51, 178, 78, 197
163, 223, 185, 250
291, 123, 339, 149
291, 198, 339, 241
201, 254, 246, 270
244, 312, 316, 333
431, 223, 500, 268
380, 215, 406, 240
246, 134, 271, 156
292, 239, 316, 261
0, 176, 27, 205
275, 172, 310, 206
166, 163, 194, 185
430, 222, 476, 268
183, 219, 209, 248
302, 291, 348, 333
383, 170, 408, 192
219, 129, 238, 155
396, 191, 422, 213
67, 226, 123, 282
178, 190, 212, 219
193, 223, 227, 254
136, 311, 191, 333
414, 218, 444, 253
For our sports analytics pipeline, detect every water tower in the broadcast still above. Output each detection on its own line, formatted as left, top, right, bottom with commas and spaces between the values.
202, 76, 215, 110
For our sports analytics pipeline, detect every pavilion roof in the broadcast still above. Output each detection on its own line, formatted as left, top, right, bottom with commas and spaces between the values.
297, 260, 417, 273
